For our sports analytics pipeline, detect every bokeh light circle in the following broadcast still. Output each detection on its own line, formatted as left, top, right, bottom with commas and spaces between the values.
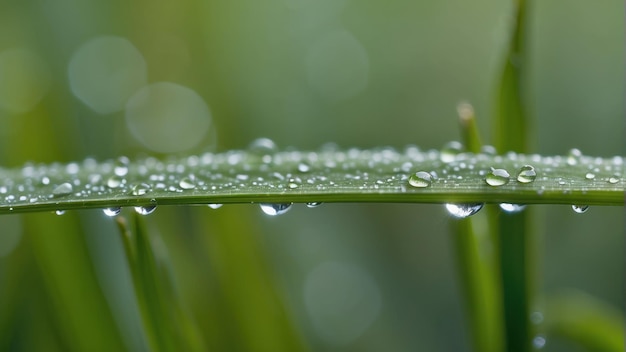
68, 36, 147, 114
304, 261, 381, 345
125, 82, 211, 153
305, 30, 369, 101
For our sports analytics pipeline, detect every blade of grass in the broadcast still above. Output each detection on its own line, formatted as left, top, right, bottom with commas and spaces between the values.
453, 102, 504, 352
493, 0, 534, 351
26, 212, 127, 352
545, 290, 624, 351
0, 149, 622, 215
450, 218, 504, 352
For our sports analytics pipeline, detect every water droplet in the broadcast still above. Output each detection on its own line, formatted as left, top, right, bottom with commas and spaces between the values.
249, 138, 277, 154
532, 335, 546, 349
408, 171, 432, 188
134, 205, 157, 215
567, 148, 582, 165
260, 203, 292, 216
584, 172, 595, 180
297, 162, 311, 173
440, 141, 463, 163
306, 202, 323, 208
572, 205, 589, 214
207, 203, 223, 209
516, 165, 537, 183
499, 203, 526, 213
485, 168, 510, 186
55, 210, 66, 216
179, 177, 196, 190
530, 311, 544, 325
114, 156, 130, 176
131, 183, 151, 196
52, 182, 73, 197
107, 176, 124, 188
445, 203, 484, 218
608, 177, 619, 184
480, 145, 497, 155
103, 207, 122, 217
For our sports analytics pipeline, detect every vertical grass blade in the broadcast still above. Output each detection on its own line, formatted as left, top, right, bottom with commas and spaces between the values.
545, 290, 625, 351
453, 105, 504, 352
493, 0, 533, 351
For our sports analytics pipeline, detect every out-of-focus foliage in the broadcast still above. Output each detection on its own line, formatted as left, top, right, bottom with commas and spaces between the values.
0, 0, 622, 351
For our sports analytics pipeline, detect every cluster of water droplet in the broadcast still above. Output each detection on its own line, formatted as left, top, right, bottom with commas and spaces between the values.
0, 140, 621, 217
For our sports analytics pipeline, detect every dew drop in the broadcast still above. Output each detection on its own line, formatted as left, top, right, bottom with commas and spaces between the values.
306, 202, 323, 208
532, 335, 546, 349
297, 162, 311, 173
584, 172, 595, 180
499, 203, 527, 213
408, 171, 432, 188
260, 203, 292, 216
249, 138, 277, 154
516, 165, 537, 183
114, 156, 130, 176
55, 210, 66, 216
52, 182, 73, 197
445, 203, 484, 218
567, 148, 582, 165
572, 205, 589, 214
207, 203, 223, 209
134, 205, 157, 215
131, 183, 151, 196
480, 145, 497, 155
107, 176, 124, 188
179, 177, 196, 190
608, 177, 619, 184
485, 168, 510, 186
440, 141, 463, 163
103, 207, 122, 217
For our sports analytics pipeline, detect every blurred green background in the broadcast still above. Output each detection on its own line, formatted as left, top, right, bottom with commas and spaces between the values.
0, 0, 623, 351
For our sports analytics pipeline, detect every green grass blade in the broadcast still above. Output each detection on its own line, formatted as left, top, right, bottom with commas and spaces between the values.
545, 290, 624, 351
493, 0, 534, 350
450, 218, 504, 352
453, 104, 504, 352
26, 212, 127, 352
0, 149, 622, 215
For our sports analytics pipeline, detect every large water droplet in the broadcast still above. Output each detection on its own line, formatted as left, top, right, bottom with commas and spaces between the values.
179, 177, 196, 190
260, 203, 292, 216
107, 175, 124, 188
485, 168, 510, 186
584, 172, 595, 180
499, 203, 526, 213
567, 148, 582, 165
103, 207, 122, 217
608, 177, 619, 184
306, 202, 323, 208
445, 203, 484, 218
440, 141, 463, 163
408, 171, 432, 188
298, 162, 311, 173
207, 203, 223, 209
131, 183, 151, 196
249, 138, 277, 154
532, 335, 546, 349
571, 205, 589, 214
114, 156, 130, 176
480, 145, 497, 155
134, 205, 157, 215
55, 210, 66, 216
516, 165, 537, 183
52, 182, 73, 197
